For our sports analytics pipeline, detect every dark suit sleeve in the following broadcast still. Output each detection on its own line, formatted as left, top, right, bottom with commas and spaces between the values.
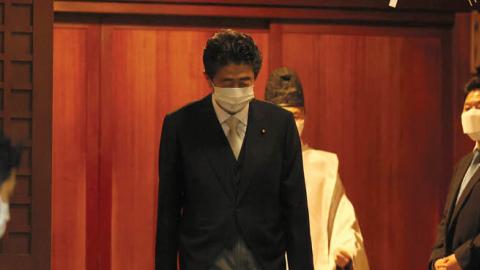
281, 113, 314, 270
428, 163, 461, 270
454, 233, 480, 269
428, 209, 448, 269
155, 114, 183, 270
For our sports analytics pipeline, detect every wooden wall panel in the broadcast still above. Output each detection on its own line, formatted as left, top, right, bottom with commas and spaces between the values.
0, 1, 35, 260
52, 14, 458, 270
104, 27, 170, 270
281, 25, 450, 270
0, 0, 52, 269
100, 25, 269, 270
452, 13, 474, 162
52, 23, 100, 270
52, 26, 87, 270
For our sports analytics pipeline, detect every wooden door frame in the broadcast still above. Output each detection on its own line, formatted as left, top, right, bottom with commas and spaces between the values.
32, 0, 53, 269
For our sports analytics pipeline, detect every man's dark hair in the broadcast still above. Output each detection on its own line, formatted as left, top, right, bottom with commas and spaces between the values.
203, 29, 262, 80
465, 66, 480, 96
0, 134, 21, 185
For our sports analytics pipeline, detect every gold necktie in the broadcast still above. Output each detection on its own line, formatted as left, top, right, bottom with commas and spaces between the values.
225, 116, 241, 160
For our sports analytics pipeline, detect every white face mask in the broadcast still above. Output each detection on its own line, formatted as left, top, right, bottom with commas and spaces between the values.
212, 84, 254, 114
462, 108, 480, 141
295, 119, 305, 137
0, 197, 10, 238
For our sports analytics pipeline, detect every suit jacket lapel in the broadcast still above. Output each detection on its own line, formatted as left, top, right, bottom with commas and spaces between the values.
199, 95, 236, 201
450, 155, 480, 230
448, 152, 476, 231
236, 100, 267, 204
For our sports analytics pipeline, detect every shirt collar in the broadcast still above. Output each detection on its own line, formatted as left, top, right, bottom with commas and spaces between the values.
211, 96, 249, 125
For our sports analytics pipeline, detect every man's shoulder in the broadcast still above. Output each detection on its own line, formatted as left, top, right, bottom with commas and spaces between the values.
252, 99, 292, 118
166, 95, 210, 120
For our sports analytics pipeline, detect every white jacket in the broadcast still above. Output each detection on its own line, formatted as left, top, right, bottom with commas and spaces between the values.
288, 146, 370, 270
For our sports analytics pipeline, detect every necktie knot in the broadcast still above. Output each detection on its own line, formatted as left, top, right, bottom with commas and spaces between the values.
226, 116, 240, 134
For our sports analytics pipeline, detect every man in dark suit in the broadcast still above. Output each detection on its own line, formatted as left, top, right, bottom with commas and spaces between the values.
429, 71, 480, 270
155, 29, 313, 270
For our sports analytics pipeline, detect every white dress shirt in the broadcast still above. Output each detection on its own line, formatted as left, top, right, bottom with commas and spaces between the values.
211, 96, 249, 148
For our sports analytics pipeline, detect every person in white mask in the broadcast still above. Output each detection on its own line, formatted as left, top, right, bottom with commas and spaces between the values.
265, 67, 370, 270
0, 134, 21, 239
155, 30, 313, 270
430, 70, 480, 270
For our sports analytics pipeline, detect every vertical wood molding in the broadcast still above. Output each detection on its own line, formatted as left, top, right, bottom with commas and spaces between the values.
98, 23, 113, 270
470, 11, 479, 73
452, 13, 472, 163
32, 0, 53, 266
439, 28, 454, 230
269, 22, 283, 73
85, 23, 101, 270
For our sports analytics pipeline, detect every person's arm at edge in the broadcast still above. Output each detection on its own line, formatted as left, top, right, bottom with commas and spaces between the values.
155, 114, 183, 270
282, 112, 314, 270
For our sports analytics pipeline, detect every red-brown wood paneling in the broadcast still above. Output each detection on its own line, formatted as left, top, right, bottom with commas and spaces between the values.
53, 23, 101, 270
53, 20, 270, 270
100, 25, 269, 270
453, 13, 474, 161
280, 24, 451, 270
53, 14, 459, 270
